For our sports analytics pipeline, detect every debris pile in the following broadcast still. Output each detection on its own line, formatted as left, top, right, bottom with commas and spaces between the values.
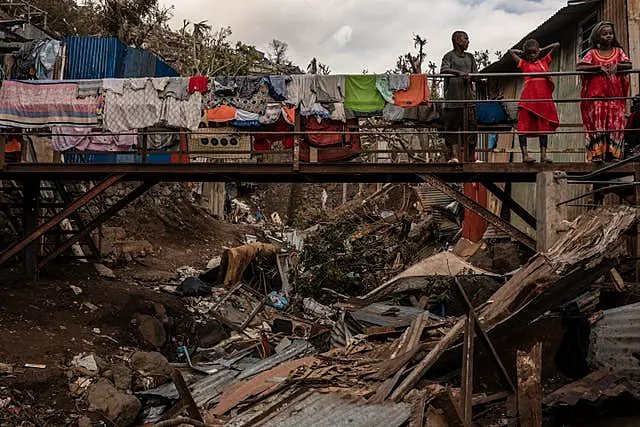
5, 182, 640, 427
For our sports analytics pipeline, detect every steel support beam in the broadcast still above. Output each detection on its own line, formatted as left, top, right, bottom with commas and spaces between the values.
38, 180, 156, 269
0, 174, 124, 268
481, 181, 537, 230
419, 174, 536, 250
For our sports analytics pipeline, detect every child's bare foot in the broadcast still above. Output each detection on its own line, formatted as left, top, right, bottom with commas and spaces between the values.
523, 157, 536, 164
542, 157, 553, 164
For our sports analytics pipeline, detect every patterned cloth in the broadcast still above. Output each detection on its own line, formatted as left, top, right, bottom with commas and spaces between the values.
579, 47, 631, 160
209, 81, 270, 114
104, 79, 162, 132
52, 127, 136, 151
0, 81, 98, 128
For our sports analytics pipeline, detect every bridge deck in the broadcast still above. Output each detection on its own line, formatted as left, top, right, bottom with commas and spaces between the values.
0, 162, 632, 183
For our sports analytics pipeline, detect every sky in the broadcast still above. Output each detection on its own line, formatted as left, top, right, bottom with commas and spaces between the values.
160, 0, 568, 74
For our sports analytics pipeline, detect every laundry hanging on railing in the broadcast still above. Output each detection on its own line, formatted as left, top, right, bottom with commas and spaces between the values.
0, 81, 99, 128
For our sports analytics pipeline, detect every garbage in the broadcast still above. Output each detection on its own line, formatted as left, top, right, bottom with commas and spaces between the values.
266, 291, 289, 310
70, 285, 83, 295
177, 276, 212, 297
94, 263, 116, 279
0, 363, 13, 375
24, 363, 46, 369
72, 353, 99, 372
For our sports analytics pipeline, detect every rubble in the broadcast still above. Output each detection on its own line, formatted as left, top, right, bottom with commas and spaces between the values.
86, 379, 141, 426
135, 314, 167, 349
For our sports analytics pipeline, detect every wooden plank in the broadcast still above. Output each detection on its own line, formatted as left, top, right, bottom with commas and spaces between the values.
171, 369, 204, 422
460, 315, 474, 427
610, 268, 627, 292
408, 390, 428, 427
432, 389, 464, 427
426, 406, 450, 427
517, 343, 542, 427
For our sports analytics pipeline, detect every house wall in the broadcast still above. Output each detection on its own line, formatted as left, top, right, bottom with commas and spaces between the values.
629, 0, 640, 94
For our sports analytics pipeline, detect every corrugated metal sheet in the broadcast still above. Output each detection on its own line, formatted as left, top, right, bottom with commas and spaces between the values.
238, 340, 316, 380
416, 183, 454, 208
245, 391, 411, 427
589, 302, 640, 378
65, 36, 179, 79
64, 36, 125, 79
601, 0, 629, 51
155, 57, 179, 78
482, 0, 603, 73
123, 46, 156, 78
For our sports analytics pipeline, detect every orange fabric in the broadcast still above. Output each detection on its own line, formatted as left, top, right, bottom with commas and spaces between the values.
206, 105, 237, 122
393, 74, 430, 107
5, 137, 21, 153
282, 106, 296, 125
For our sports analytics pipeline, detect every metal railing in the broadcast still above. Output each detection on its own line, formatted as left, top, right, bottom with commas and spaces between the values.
0, 68, 638, 167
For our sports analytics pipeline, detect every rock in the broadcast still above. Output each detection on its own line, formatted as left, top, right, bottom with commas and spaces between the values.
0, 363, 14, 375
130, 352, 172, 389
94, 263, 116, 279
207, 256, 222, 270
78, 416, 93, 427
135, 314, 166, 349
111, 364, 133, 391
152, 302, 171, 328
86, 379, 141, 426
197, 320, 229, 348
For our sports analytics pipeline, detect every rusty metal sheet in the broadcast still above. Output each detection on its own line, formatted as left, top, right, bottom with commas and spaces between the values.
248, 391, 411, 427
212, 357, 316, 415
590, 302, 640, 378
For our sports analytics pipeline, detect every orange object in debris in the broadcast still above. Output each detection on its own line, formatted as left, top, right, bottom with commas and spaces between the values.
282, 105, 296, 125
5, 136, 21, 152
462, 183, 487, 243
393, 74, 430, 107
206, 105, 237, 122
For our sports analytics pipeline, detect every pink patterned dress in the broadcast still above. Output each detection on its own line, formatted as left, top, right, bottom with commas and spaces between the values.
578, 47, 631, 160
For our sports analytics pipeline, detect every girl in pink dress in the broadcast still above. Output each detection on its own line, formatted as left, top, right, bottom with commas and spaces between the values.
576, 21, 632, 162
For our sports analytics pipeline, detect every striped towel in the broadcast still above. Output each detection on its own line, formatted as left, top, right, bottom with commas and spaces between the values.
0, 80, 98, 128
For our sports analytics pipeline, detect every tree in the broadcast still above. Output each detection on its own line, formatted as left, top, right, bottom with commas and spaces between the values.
268, 39, 289, 67
474, 49, 503, 69
307, 58, 331, 75
396, 34, 427, 74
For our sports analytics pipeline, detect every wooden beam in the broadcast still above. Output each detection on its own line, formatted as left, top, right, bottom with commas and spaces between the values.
419, 174, 536, 250
517, 343, 542, 427
0, 174, 124, 267
481, 181, 536, 230
37, 180, 155, 269
171, 370, 204, 422
460, 315, 474, 427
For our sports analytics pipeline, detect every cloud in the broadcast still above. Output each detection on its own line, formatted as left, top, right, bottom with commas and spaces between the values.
161, 0, 568, 73
332, 25, 353, 47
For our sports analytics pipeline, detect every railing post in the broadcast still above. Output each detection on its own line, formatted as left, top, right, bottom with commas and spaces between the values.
0, 134, 5, 169
141, 130, 148, 164
293, 110, 301, 171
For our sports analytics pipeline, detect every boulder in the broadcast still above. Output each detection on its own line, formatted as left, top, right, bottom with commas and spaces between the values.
135, 314, 166, 349
130, 351, 172, 386
86, 379, 141, 426
111, 364, 133, 391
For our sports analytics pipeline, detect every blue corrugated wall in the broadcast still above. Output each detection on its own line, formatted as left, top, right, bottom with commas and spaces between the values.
65, 37, 179, 79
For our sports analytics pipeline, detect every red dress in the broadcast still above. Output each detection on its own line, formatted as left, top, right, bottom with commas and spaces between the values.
579, 47, 631, 160
517, 54, 560, 136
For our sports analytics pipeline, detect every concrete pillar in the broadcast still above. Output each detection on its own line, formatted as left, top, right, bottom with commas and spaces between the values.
536, 172, 568, 252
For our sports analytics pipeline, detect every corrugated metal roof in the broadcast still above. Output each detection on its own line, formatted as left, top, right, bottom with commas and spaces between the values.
64, 36, 125, 79
123, 46, 156, 78
482, 0, 602, 73
249, 391, 411, 427
155, 57, 180, 78
64, 36, 179, 79
238, 340, 316, 380
589, 301, 640, 378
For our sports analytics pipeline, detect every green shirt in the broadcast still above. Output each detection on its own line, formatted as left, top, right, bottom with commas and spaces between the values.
344, 75, 386, 113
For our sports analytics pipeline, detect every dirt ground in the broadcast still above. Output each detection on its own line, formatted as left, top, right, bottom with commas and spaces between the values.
0, 191, 256, 426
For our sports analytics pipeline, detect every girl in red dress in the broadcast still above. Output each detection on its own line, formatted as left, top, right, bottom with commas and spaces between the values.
576, 21, 632, 163
509, 39, 560, 163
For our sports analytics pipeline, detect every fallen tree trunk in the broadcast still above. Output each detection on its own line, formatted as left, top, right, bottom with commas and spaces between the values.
390, 206, 639, 401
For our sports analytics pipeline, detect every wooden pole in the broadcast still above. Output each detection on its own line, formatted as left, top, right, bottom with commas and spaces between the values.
517, 343, 543, 427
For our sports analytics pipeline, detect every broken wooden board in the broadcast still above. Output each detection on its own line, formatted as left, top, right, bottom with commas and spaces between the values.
390, 207, 640, 401
517, 343, 542, 427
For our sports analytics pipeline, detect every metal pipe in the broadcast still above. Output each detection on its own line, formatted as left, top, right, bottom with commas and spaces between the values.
568, 154, 640, 181
557, 183, 640, 207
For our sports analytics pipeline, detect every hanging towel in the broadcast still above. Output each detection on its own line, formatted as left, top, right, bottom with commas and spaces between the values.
265, 76, 289, 101
389, 74, 410, 91
344, 75, 385, 113
315, 75, 345, 103
189, 76, 209, 94
393, 74, 430, 107
375, 74, 394, 104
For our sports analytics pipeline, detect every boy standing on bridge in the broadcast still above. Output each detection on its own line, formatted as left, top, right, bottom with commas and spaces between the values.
441, 31, 478, 163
